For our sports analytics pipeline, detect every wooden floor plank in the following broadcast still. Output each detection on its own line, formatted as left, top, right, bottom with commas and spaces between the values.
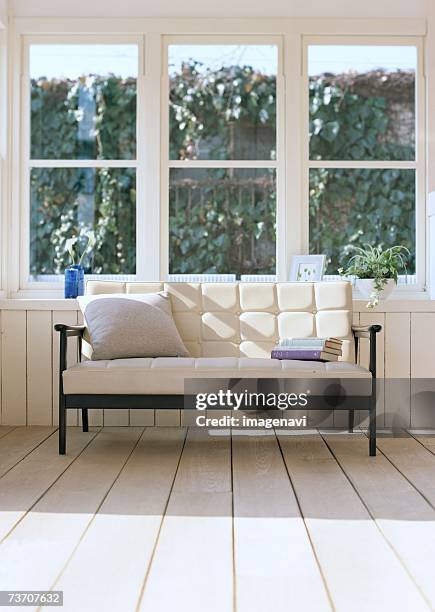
0, 427, 143, 592
137, 428, 233, 612
375, 434, 435, 509
0, 428, 99, 544
0, 427, 434, 611
409, 433, 435, 456
48, 428, 186, 612
277, 433, 430, 612
324, 432, 435, 609
0, 426, 56, 479
0, 426, 16, 440
232, 434, 331, 612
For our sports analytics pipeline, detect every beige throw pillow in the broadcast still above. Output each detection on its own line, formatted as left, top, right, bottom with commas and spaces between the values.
77, 292, 189, 360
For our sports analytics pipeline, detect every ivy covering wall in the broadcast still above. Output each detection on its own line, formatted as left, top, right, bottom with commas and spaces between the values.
308, 70, 415, 274
30, 65, 415, 277
30, 76, 137, 276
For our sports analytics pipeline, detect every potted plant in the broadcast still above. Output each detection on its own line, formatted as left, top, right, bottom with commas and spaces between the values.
339, 245, 409, 309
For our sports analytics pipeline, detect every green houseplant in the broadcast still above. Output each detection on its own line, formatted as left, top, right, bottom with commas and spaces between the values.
339, 245, 409, 309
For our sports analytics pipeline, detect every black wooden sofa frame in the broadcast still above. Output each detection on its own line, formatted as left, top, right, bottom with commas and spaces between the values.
55, 323, 381, 456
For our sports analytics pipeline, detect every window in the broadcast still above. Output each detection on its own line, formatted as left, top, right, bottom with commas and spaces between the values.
16, 31, 425, 293
166, 40, 280, 278
305, 39, 423, 285
26, 41, 138, 283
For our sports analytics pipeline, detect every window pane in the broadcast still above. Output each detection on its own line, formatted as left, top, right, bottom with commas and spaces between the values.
308, 45, 416, 161
169, 45, 277, 160
30, 44, 138, 159
169, 168, 276, 275
309, 168, 415, 274
30, 167, 136, 278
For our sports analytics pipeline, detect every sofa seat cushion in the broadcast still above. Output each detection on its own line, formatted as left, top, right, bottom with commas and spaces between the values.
62, 357, 371, 396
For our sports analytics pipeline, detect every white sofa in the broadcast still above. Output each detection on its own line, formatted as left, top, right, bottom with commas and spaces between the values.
55, 281, 380, 455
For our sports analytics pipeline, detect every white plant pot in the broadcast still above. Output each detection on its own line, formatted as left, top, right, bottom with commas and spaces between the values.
355, 278, 396, 301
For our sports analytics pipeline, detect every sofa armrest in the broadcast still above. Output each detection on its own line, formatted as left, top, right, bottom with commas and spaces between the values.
54, 324, 86, 374
54, 323, 86, 337
351, 324, 382, 377
352, 324, 382, 338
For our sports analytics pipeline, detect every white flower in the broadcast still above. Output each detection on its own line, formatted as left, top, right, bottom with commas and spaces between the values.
65, 237, 78, 265
78, 230, 97, 265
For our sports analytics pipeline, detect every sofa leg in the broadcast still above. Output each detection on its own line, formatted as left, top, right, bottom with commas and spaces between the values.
369, 431, 376, 456
59, 397, 66, 455
348, 409, 354, 433
369, 396, 376, 457
82, 409, 89, 432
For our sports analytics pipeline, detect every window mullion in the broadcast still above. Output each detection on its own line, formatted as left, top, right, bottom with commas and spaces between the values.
308, 160, 417, 169
168, 160, 278, 169
28, 159, 138, 168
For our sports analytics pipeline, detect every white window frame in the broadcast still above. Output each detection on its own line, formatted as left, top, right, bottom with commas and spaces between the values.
161, 35, 285, 279
18, 34, 144, 293
302, 35, 426, 292
6, 18, 427, 298
0, 27, 6, 298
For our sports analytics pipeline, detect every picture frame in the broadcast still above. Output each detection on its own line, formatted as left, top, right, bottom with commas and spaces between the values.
289, 255, 326, 282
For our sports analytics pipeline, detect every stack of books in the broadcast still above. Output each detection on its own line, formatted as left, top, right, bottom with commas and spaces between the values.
271, 337, 343, 362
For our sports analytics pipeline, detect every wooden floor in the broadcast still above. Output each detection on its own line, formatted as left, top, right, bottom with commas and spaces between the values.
1, 426, 435, 611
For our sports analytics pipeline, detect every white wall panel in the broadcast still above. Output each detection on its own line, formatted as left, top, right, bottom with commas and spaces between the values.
385, 313, 411, 429
410, 313, 435, 427
27, 310, 52, 425
0, 305, 434, 427
1, 311, 27, 424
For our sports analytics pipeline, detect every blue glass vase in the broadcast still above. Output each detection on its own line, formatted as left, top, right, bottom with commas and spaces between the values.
64, 264, 85, 298
64, 267, 78, 299
72, 264, 85, 296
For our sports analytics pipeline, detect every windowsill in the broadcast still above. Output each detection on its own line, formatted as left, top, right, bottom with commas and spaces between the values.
0, 297, 79, 310
0, 298, 79, 310
1, 291, 435, 311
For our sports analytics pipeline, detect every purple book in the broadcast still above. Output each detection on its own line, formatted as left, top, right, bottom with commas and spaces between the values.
271, 349, 337, 362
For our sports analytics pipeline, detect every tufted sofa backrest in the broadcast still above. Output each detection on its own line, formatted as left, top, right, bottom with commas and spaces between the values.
86, 281, 355, 363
